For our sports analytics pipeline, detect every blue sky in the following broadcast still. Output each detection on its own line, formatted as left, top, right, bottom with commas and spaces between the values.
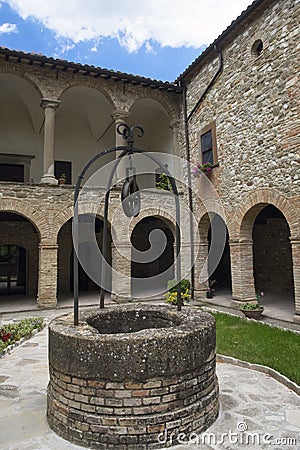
0, 0, 252, 82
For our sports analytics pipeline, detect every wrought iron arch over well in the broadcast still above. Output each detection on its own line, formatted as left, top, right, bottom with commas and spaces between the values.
73, 124, 182, 325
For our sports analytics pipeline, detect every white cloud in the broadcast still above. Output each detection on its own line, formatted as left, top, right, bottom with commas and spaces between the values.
0, 22, 17, 34
3, 0, 252, 52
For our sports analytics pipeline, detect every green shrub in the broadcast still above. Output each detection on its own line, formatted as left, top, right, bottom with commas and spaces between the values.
165, 279, 191, 306
167, 278, 191, 293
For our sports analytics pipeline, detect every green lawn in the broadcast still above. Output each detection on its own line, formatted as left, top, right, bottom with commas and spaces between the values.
210, 311, 300, 385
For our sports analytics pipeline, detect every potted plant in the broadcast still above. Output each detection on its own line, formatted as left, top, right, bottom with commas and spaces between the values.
240, 293, 264, 319
164, 279, 191, 306
193, 162, 213, 176
156, 173, 172, 191
206, 279, 217, 299
58, 173, 67, 185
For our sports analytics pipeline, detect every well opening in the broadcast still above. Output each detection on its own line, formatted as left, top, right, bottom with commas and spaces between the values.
87, 309, 182, 334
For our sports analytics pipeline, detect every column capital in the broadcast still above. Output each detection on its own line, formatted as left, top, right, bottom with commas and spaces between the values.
39, 243, 59, 250
290, 237, 300, 245
229, 239, 253, 246
112, 109, 129, 122
40, 98, 61, 110
170, 119, 180, 130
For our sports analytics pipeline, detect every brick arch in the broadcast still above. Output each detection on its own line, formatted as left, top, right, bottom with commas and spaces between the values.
128, 208, 176, 237
197, 208, 230, 242
0, 197, 48, 239
0, 62, 44, 98
53, 202, 116, 242
57, 80, 116, 110
232, 188, 299, 240
53, 204, 74, 239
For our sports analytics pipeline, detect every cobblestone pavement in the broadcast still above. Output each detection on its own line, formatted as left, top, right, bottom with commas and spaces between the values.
0, 313, 299, 450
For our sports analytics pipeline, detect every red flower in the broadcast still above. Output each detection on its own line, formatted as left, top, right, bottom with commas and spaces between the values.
0, 332, 11, 342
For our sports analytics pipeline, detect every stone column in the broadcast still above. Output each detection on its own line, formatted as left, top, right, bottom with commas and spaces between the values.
37, 242, 58, 307
40, 98, 60, 184
113, 110, 129, 148
170, 119, 183, 190
170, 119, 180, 157
112, 110, 130, 182
290, 237, 300, 322
179, 241, 192, 285
229, 239, 256, 306
194, 242, 209, 300
111, 241, 132, 302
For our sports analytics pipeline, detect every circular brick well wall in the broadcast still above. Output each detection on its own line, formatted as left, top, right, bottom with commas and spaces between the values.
47, 304, 219, 449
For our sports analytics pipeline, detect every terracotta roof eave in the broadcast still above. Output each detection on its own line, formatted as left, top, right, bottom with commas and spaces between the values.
177, 0, 268, 82
0, 47, 183, 93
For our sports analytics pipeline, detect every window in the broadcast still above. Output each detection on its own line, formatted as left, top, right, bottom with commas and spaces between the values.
0, 164, 24, 182
55, 161, 72, 184
0, 153, 34, 182
199, 121, 217, 165
251, 39, 263, 58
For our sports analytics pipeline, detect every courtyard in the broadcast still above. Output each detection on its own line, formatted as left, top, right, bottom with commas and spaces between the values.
0, 301, 299, 450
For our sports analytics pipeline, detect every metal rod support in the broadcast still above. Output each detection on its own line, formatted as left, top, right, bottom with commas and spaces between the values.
73, 127, 182, 325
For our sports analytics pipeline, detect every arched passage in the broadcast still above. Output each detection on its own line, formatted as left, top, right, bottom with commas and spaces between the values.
253, 205, 294, 298
208, 215, 232, 294
131, 216, 174, 298
196, 212, 231, 298
57, 215, 112, 298
0, 245, 26, 294
0, 212, 39, 298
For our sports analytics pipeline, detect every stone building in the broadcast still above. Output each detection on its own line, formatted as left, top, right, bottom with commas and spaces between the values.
0, 0, 299, 321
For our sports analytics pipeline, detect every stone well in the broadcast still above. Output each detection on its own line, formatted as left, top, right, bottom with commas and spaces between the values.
47, 304, 219, 449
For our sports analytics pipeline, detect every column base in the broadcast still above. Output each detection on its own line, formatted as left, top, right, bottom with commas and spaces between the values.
194, 289, 209, 301
293, 314, 300, 324
37, 298, 57, 309
111, 293, 132, 303
40, 174, 57, 185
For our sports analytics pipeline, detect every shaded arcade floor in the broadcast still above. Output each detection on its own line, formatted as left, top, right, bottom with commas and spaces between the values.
0, 289, 297, 327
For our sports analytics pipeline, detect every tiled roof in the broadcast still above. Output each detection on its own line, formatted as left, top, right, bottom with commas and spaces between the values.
0, 46, 182, 93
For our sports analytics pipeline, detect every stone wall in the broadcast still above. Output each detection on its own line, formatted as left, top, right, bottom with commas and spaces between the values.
186, 0, 299, 208
184, 0, 300, 319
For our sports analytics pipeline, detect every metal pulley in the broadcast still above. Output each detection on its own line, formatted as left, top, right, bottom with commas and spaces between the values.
121, 168, 140, 217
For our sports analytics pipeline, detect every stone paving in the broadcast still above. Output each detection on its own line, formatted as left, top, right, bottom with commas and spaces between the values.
0, 310, 299, 450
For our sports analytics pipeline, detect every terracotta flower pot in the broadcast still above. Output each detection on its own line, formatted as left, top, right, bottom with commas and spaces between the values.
241, 307, 264, 319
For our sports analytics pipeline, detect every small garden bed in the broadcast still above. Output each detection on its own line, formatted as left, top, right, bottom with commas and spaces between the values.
210, 311, 300, 385
0, 317, 44, 356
